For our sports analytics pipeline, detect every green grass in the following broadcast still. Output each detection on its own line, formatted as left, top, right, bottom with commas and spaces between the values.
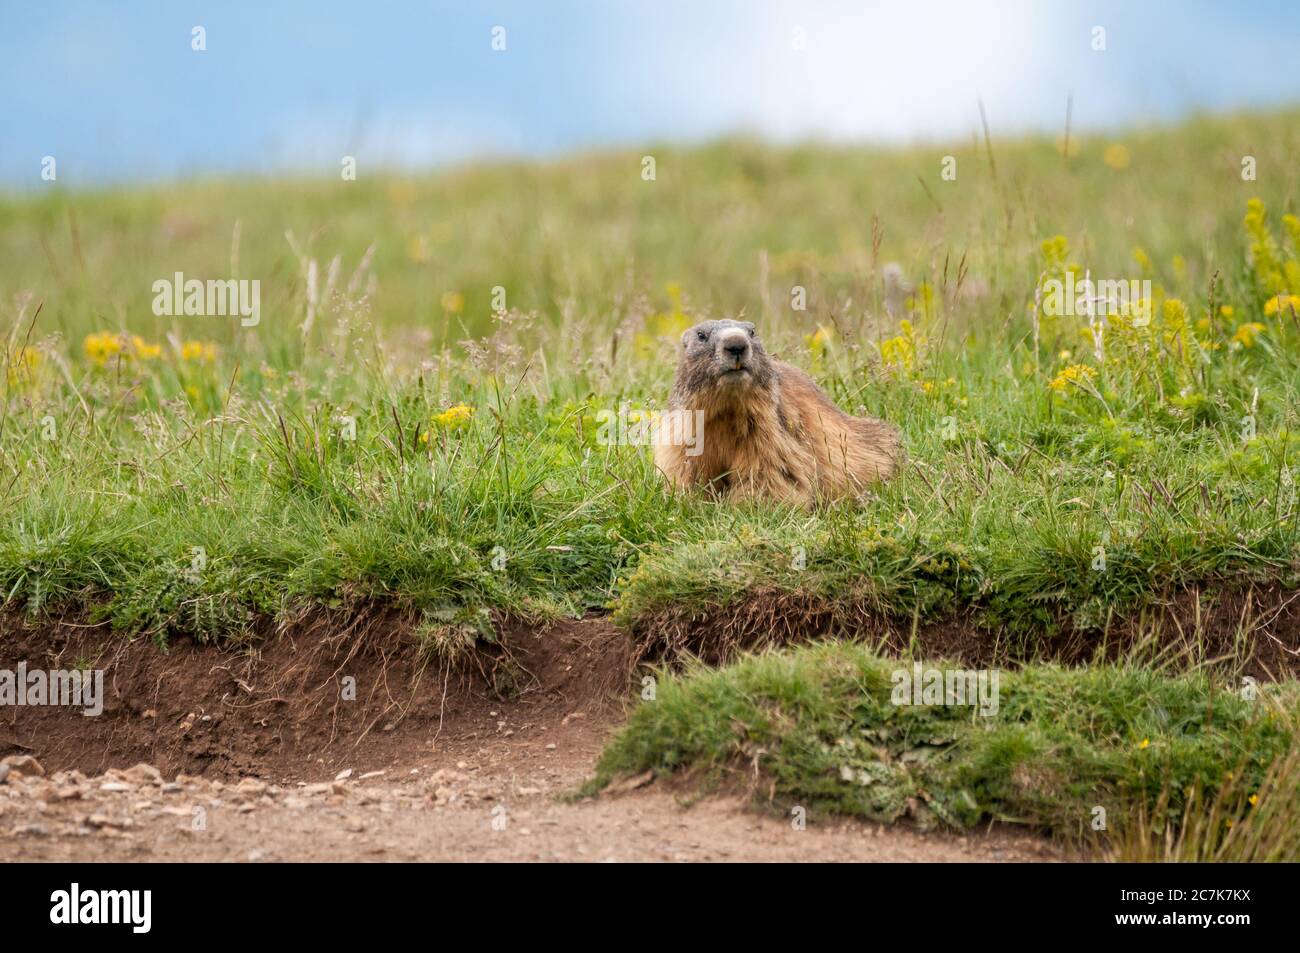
586, 641, 1299, 853
2, 107, 1300, 652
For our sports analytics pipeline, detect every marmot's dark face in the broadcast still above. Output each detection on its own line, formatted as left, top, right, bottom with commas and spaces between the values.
675, 319, 775, 397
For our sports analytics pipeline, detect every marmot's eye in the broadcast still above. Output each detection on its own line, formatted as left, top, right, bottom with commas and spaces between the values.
747, 328, 755, 337
696, 331, 708, 342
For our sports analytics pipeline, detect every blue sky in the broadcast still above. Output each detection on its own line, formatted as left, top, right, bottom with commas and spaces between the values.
2, 1, 1298, 187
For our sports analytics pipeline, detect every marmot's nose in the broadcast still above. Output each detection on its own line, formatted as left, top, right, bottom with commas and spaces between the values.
723, 341, 749, 359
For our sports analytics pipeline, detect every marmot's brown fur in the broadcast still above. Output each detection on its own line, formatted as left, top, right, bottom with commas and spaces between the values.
654, 319, 903, 505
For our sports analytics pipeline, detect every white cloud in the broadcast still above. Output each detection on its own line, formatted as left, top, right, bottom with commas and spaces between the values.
694, 1, 1062, 142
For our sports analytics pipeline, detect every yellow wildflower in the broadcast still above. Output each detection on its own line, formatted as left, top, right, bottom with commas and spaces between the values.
131, 336, 162, 360
1284, 214, 1300, 247
1041, 235, 1070, 270
904, 281, 935, 316
1138, 738, 1150, 750
805, 324, 834, 350
1244, 198, 1286, 294
1048, 363, 1097, 393
636, 283, 692, 356
9, 346, 40, 371
180, 340, 218, 363
6, 346, 41, 386
880, 320, 920, 372
1161, 298, 1188, 343
1102, 143, 1130, 170
805, 324, 834, 370
84, 331, 124, 366
1232, 322, 1266, 348
440, 291, 465, 314
1263, 294, 1300, 317
434, 404, 474, 429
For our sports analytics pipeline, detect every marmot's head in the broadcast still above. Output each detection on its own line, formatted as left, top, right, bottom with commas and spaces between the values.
674, 318, 776, 399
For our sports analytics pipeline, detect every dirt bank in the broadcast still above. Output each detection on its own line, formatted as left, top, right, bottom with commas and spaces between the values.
629, 582, 1300, 678
0, 609, 1068, 861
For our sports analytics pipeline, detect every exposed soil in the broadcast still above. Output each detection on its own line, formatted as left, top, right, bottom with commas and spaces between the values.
0, 606, 632, 782
0, 609, 1067, 862
629, 582, 1300, 679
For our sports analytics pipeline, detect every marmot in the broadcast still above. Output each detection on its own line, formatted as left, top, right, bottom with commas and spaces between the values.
654, 319, 903, 504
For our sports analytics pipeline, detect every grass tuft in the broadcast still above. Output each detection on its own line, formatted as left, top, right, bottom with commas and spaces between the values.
589, 641, 1298, 850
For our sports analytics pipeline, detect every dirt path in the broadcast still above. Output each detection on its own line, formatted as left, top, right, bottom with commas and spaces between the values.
1, 713, 1065, 862
1, 611, 1069, 862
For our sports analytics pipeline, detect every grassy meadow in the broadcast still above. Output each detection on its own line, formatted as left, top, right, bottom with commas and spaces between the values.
4, 108, 1300, 852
